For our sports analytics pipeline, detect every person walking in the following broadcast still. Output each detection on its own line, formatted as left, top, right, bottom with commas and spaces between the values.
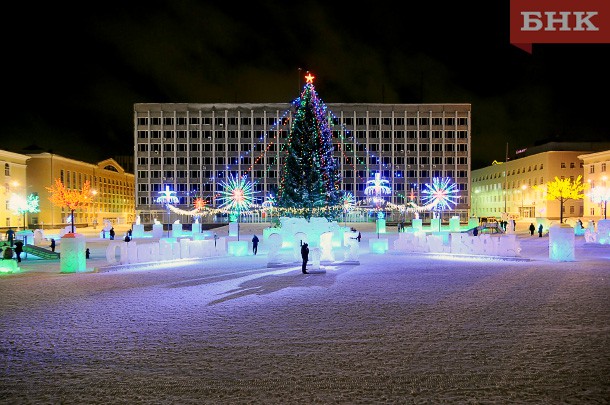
529, 223, 535, 236
50, 238, 56, 252
252, 234, 259, 255
538, 223, 543, 237
14, 241, 23, 262
109, 227, 115, 240
356, 232, 361, 242
301, 243, 309, 274
5, 228, 15, 247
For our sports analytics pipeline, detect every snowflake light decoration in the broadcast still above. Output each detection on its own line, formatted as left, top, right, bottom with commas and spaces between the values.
341, 191, 356, 213
193, 197, 207, 211
421, 177, 459, 211
156, 185, 179, 205
364, 173, 391, 207
217, 174, 256, 213
364, 173, 391, 197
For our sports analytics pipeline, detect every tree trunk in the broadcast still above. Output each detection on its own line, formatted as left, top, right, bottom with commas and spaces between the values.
71, 209, 75, 233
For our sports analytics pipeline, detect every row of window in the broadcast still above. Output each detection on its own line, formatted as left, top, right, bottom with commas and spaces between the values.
589, 162, 607, 173
474, 161, 592, 182
136, 116, 469, 127
137, 156, 469, 167
137, 143, 469, 154
137, 169, 470, 181
137, 129, 469, 140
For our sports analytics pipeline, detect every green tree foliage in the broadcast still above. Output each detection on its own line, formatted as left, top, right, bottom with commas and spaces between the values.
534, 175, 588, 223
277, 81, 342, 220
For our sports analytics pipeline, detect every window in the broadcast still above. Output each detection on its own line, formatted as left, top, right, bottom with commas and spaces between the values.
419, 118, 429, 126
590, 165, 595, 174
432, 118, 442, 126
602, 163, 607, 172
457, 118, 467, 126
394, 118, 404, 126
561, 162, 566, 168
4, 163, 9, 176
137, 117, 148, 126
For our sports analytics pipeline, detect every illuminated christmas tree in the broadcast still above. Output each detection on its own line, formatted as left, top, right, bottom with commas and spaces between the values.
277, 73, 342, 220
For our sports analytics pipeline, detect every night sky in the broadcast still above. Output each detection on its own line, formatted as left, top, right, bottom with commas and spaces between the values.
3, 1, 609, 170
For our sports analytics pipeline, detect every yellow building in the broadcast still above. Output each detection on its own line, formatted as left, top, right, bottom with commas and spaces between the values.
26, 153, 135, 229
471, 150, 586, 221
578, 149, 610, 220
1, 149, 30, 230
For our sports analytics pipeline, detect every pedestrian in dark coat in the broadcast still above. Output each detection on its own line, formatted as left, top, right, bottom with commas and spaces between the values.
14, 241, 23, 262
252, 234, 259, 255
529, 223, 535, 236
50, 238, 56, 252
301, 243, 309, 274
538, 224, 543, 237
109, 227, 115, 240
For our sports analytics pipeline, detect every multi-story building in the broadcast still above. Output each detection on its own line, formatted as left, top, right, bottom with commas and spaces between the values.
471, 142, 610, 221
0, 149, 29, 230
578, 149, 610, 220
133, 103, 472, 224
26, 153, 135, 229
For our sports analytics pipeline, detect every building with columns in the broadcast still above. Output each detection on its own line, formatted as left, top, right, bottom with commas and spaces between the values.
471, 142, 610, 222
25, 153, 135, 229
578, 149, 610, 220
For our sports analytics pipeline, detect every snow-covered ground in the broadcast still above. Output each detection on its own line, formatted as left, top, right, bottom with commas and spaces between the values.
1, 224, 609, 403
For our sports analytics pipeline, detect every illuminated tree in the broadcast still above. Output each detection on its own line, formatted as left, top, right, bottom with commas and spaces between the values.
46, 179, 93, 233
534, 176, 587, 223
277, 72, 342, 220
9, 193, 40, 229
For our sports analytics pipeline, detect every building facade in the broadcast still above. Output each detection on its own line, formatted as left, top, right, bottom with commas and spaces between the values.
26, 153, 135, 229
578, 149, 610, 220
0, 149, 30, 230
133, 103, 472, 224
472, 150, 588, 221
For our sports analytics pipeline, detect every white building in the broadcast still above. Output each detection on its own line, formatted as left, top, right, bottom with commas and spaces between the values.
472, 142, 610, 222
133, 103, 472, 224
578, 149, 610, 220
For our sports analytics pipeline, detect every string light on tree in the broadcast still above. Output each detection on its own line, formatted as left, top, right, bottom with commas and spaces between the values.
277, 71, 342, 220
